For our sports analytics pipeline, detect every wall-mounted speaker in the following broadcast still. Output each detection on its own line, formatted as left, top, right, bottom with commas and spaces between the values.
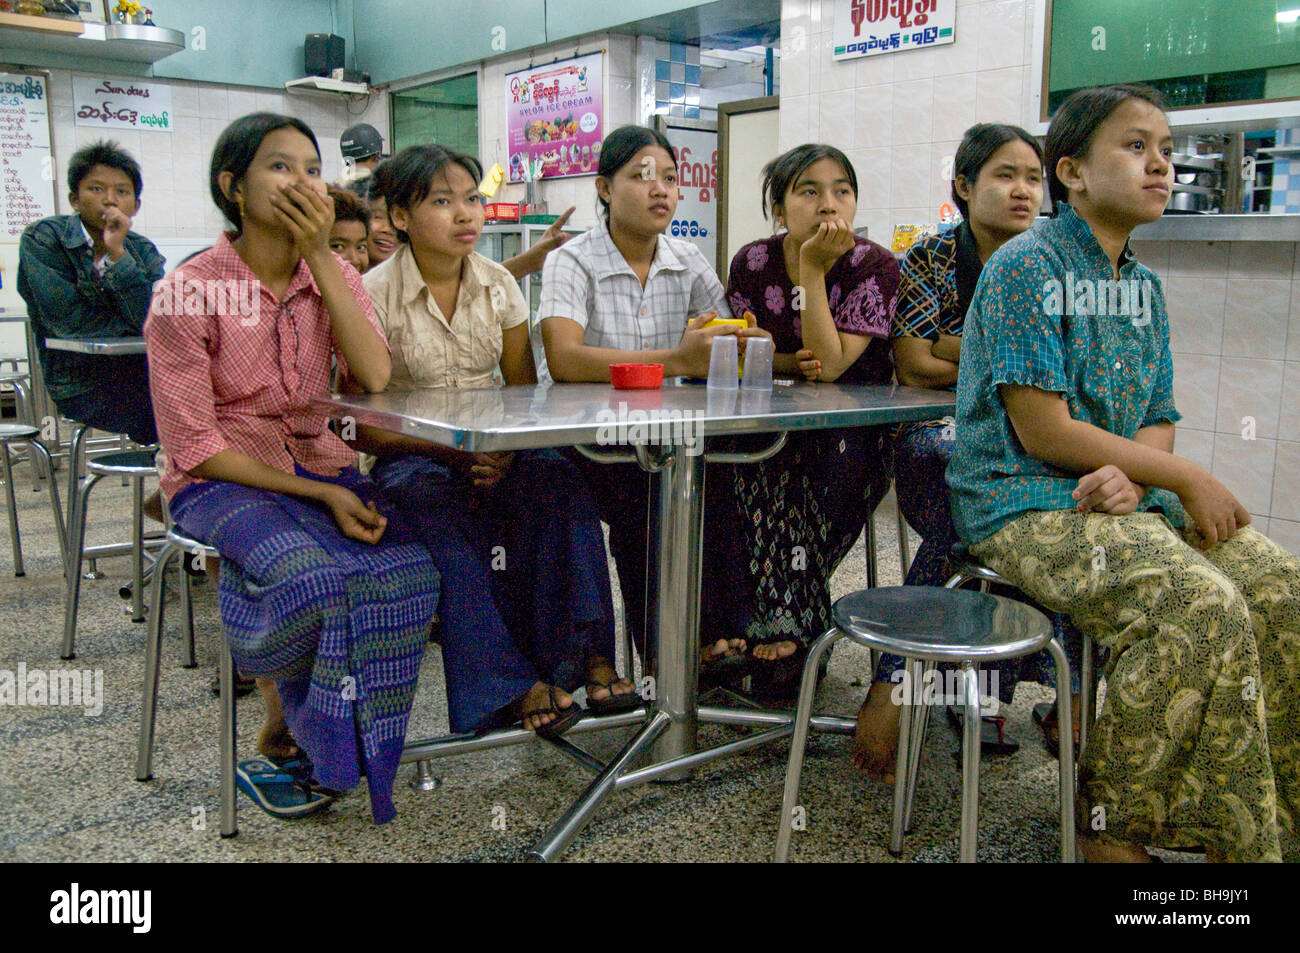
305, 34, 345, 78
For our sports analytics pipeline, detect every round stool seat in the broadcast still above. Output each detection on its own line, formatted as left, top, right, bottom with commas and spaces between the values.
166, 528, 217, 556
0, 371, 30, 383
832, 586, 1052, 663
0, 423, 40, 441
86, 450, 157, 476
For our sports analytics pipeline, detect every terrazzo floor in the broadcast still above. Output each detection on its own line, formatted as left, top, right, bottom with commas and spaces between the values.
0, 445, 1202, 863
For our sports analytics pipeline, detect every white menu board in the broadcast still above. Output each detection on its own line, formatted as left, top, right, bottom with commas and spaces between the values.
0, 71, 57, 241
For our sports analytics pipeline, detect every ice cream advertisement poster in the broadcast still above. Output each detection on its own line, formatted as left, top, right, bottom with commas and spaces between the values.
506, 52, 604, 182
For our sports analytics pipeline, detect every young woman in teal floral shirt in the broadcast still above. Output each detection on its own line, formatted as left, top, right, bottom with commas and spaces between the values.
947, 84, 1300, 862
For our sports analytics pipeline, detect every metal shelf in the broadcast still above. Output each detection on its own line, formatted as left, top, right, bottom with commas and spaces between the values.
1170, 153, 1223, 171
0, 14, 184, 63
284, 75, 371, 98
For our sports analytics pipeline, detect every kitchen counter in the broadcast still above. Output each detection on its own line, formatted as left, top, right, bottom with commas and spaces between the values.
1133, 214, 1300, 241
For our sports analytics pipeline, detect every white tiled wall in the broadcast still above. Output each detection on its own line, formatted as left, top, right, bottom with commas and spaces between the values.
1131, 239, 1299, 552
781, 0, 1036, 243
44, 70, 389, 242
779, 0, 1300, 553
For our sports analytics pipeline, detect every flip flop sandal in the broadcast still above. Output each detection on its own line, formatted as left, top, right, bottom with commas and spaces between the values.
946, 705, 1020, 755
525, 685, 587, 739
235, 759, 335, 819
700, 641, 750, 686
1041, 717, 1081, 758
585, 677, 643, 715
748, 643, 809, 702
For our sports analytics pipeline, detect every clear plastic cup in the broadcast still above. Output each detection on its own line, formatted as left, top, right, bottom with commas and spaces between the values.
740, 337, 773, 390
739, 388, 771, 416
707, 334, 739, 389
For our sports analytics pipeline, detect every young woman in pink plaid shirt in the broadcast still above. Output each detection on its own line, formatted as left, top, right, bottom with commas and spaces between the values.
145, 113, 439, 822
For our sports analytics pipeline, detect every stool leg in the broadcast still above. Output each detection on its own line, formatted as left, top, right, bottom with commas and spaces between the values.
220, 634, 238, 838
896, 507, 911, 578
129, 475, 145, 622
903, 660, 934, 832
1045, 638, 1076, 862
180, 563, 197, 669
1, 443, 23, 576
959, 662, 982, 862
889, 657, 920, 854
61, 472, 102, 660
1080, 634, 1095, 757
27, 439, 65, 564
775, 626, 842, 862
66, 425, 88, 526
136, 542, 177, 781
864, 518, 878, 588
12, 379, 41, 494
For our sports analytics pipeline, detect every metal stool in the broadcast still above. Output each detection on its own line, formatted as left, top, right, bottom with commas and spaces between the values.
775, 586, 1076, 863
1, 368, 44, 493
0, 423, 66, 575
61, 448, 159, 659
947, 551, 1099, 756
135, 529, 236, 837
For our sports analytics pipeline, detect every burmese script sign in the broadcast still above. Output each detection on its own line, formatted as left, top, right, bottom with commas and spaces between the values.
72, 75, 172, 132
0, 72, 56, 241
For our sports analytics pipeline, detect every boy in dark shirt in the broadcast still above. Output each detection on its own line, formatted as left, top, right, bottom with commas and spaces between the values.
18, 140, 164, 446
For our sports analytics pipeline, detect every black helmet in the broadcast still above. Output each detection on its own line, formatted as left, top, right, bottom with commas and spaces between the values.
340, 123, 384, 161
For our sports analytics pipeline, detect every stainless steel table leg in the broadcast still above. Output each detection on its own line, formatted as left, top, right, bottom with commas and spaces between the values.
529, 710, 671, 861
649, 446, 704, 776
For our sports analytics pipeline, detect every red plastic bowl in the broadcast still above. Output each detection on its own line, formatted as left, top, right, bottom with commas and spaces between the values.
610, 363, 664, 389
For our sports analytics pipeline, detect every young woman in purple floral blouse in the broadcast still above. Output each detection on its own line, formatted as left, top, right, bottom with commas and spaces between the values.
706, 143, 899, 697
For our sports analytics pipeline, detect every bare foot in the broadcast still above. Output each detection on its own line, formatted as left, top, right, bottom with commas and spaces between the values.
257, 721, 301, 761
255, 678, 300, 759
751, 640, 798, 662
515, 681, 575, 732
585, 656, 635, 702
703, 637, 746, 659
1041, 694, 1082, 749
1076, 836, 1154, 863
851, 680, 900, 782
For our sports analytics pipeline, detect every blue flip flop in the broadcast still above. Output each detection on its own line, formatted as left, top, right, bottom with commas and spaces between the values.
235, 759, 335, 819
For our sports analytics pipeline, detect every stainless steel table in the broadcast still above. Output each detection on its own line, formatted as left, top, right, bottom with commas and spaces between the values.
44, 336, 147, 356
317, 380, 955, 860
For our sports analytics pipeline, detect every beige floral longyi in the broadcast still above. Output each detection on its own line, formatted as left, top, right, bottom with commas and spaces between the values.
971, 511, 1300, 862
